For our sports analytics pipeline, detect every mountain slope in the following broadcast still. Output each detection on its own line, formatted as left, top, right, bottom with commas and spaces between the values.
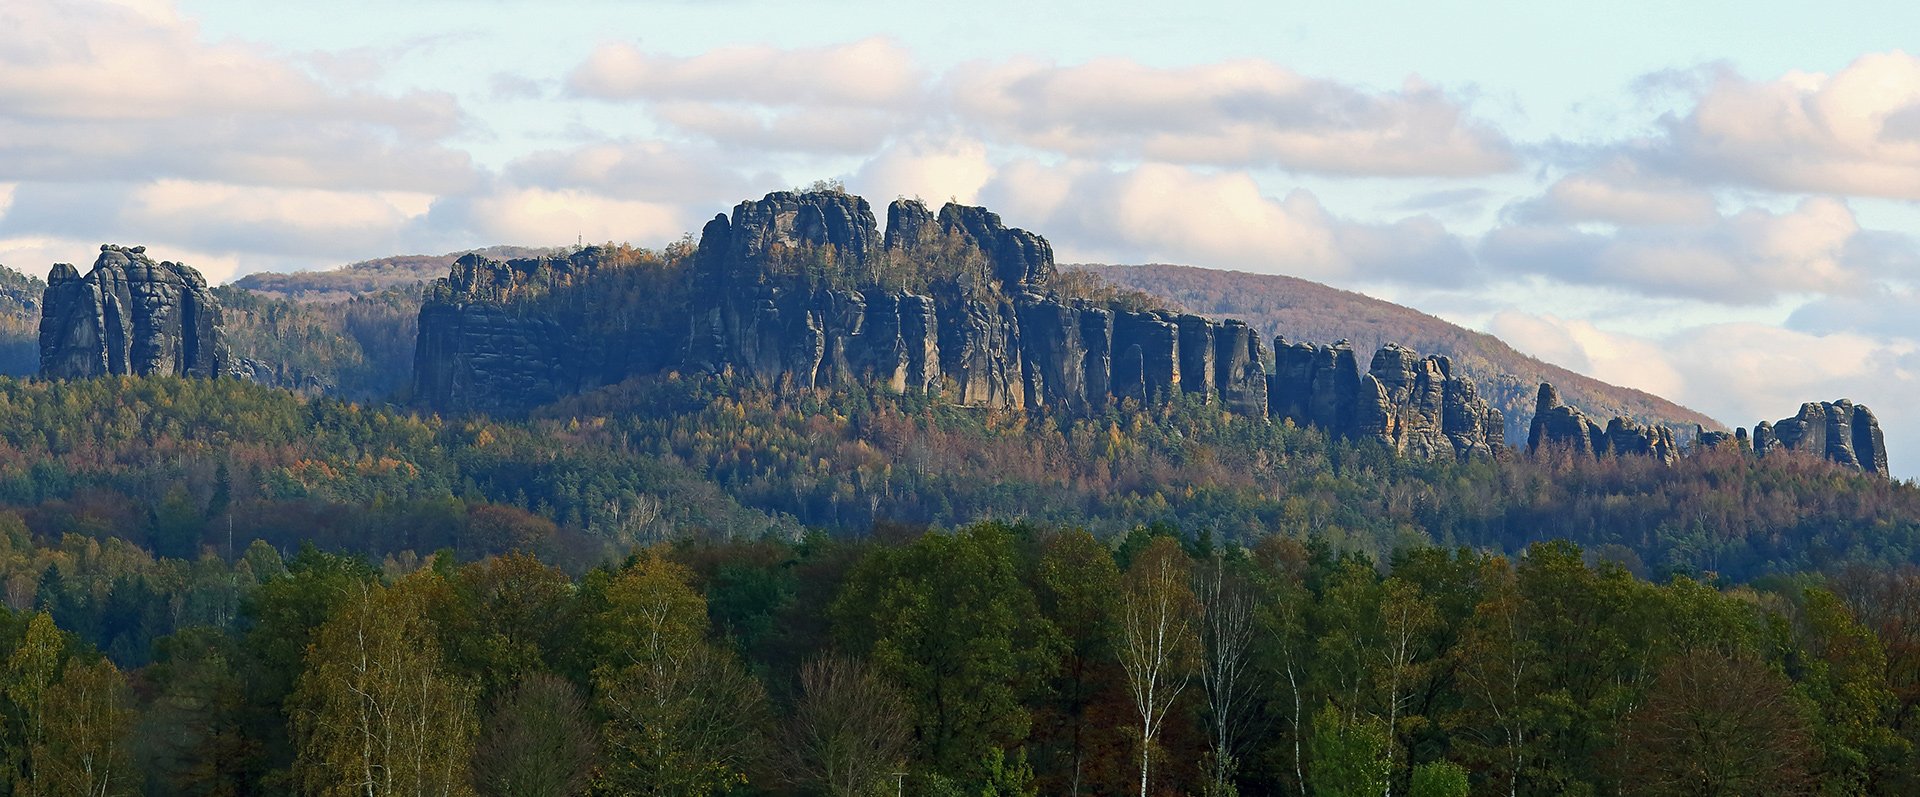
1083, 263, 1720, 441
230, 245, 561, 302
0, 263, 45, 376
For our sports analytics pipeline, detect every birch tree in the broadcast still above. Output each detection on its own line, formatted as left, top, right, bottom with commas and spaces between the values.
1375, 578, 1437, 796
1117, 536, 1199, 797
592, 552, 769, 797
30, 658, 136, 797
1196, 552, 1256, 797
290, 574, 478, 797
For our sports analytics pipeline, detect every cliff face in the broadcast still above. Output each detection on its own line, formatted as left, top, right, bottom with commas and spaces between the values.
40, 244, 232, 380
412, 190, 1506, 460
1269, 338, 1503, 461
1527, 383, 1677, 463
1756, 400, 1889, 476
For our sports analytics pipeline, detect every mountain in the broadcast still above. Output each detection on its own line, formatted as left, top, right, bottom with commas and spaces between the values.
1083, 263, 1721, 442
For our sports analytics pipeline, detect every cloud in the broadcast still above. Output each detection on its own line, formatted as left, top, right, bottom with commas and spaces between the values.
1482, 196, 1914, 305
1487, 311, 1686, 399
427, 186, 690, 250
0, 0, 477, 192
1511, 159, 1719, 226
950, 57, 1516, 176
503, 140, 760, 203
1646, 52, 1920, 199
565, 39, 1511, 175
850, 134, 994, 206
977, 161, 1478, 285
569, 36, 923, 107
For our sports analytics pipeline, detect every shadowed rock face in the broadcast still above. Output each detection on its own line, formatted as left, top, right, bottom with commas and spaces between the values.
39, 244, 232, 380
1527, 383, 1676, 463
1755, 400, 1889, 476
410, 189, 1505, 461
1524, 383, 1891, 477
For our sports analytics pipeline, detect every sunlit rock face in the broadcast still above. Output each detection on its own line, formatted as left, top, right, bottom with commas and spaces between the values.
40, 244, 232, 380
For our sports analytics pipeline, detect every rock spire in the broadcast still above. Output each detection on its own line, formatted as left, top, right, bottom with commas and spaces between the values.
39, 244, 232, 380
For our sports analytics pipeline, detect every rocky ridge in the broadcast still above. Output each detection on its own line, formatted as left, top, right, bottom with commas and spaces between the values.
40, 244, 233, 380
1526, 382, 1889, 476
413, 190, 1506, 460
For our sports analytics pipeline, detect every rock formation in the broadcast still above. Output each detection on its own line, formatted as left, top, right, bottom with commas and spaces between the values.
39, 244, 232, 380
1522, 384, 1891, 477
1264, 339, 1502, 460
1526, 383, 1676, 464
412, 189, 1507, 461
1745, 400, 1888, 476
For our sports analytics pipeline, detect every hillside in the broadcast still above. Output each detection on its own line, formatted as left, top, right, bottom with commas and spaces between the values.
230, 245, 561, 302
1084, 263, 1722, 441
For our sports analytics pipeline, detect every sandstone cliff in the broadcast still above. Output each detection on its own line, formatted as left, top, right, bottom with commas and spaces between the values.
412, 189, 1506, 461
1753, 400, 1889, 476
40, 244, 232, 380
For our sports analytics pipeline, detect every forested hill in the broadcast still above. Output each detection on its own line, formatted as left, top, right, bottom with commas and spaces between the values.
0, 263, 43, 376
1085, 263, 1719, 442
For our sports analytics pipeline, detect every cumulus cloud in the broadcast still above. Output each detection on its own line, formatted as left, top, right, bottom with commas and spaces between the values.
1645, 52, 1920, 199
0, 0, 477, 192
850, 134, 994, 206
569, 37, 923, 107
950, 57, 1516, 176
1510, 159, 1719, 226
976, 161, 1478, 285
566, 39, 1512, 175
1482, 196, 1914, 305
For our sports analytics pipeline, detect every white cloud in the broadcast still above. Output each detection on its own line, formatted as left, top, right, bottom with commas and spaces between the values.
1483, 196, 1907, 305
978, 161, 1477, 285
503, 140, 759, 203
569, 37, 923, 107
565, 39, 1511, 176
850, 134, 994, 206
950, 57, 1515, 176
1487, 311, 1686, 399
1515, 159, 1719, 226
1650, 52, 1920, 199
0, 0, 476, 192
447, 187, 689, 249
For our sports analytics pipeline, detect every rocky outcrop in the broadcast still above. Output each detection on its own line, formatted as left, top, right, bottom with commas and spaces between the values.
1266, 338, 1502, 460
1522, 384, 1895, 476
39, 244, 232, 380
1527, 383, 1677, 464
411, 189, 1503, 462
1744, 400, 1888, 476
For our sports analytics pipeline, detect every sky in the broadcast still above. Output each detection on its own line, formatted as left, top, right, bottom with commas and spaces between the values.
7, 0, 1920, 474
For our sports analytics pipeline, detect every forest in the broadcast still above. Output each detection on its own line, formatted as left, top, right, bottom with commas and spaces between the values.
3, 238, 1920, 794
1, 517, 1916, 796
0, 371, 1909, 794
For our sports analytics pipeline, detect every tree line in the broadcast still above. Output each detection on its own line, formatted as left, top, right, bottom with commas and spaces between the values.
0, 522, 1916, 796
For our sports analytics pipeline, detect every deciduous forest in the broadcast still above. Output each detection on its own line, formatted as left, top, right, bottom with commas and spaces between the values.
0, 372, 1913, 794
